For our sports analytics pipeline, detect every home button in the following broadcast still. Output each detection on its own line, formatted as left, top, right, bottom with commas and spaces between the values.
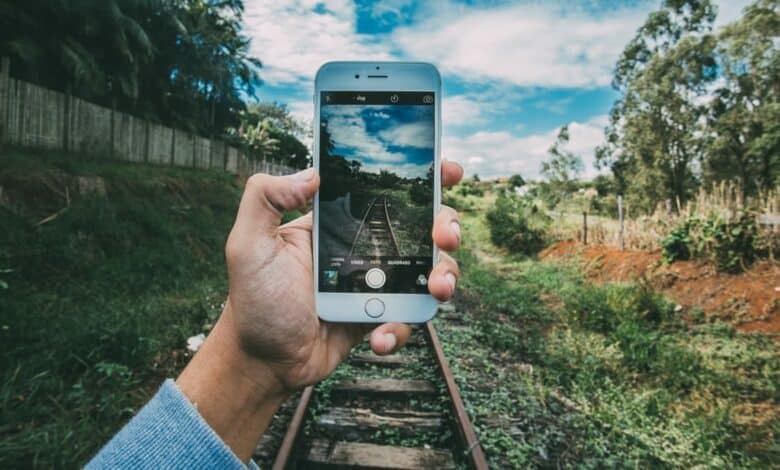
364, 298, 385, 318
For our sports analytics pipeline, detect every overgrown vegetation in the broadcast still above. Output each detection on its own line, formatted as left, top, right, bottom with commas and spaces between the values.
448, 195, 779, 468
486, 192, 550, 255
662, 210, 762, 271
0, 149, 239, 467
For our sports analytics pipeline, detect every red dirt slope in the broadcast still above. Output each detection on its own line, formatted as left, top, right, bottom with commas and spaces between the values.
540, 241, 780, 335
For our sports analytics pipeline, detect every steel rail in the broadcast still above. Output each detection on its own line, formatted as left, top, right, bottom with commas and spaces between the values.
348, 195, 379, 257
424, 321, 489, 470
270, 385, 313, 470
270, 322, 488, 469
381, 193, 402, 255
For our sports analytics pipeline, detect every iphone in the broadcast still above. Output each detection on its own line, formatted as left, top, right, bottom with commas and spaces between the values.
313, 62, 441, 323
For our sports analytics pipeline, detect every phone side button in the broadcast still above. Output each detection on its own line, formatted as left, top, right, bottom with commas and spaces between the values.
364, 298, 385, 318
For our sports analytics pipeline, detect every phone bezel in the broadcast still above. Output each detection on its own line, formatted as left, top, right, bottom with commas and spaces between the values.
313, 61, 442, 323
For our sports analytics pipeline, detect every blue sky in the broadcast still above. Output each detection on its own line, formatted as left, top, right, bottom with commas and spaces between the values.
322, 103, 434, 178
243, 0, 752, 179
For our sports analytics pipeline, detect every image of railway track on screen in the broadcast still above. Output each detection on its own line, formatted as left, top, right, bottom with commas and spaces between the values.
319, 103, 434, 262
319, 104, 435, 292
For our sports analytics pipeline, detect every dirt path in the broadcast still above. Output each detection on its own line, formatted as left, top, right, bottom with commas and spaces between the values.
541, 241, 780, 335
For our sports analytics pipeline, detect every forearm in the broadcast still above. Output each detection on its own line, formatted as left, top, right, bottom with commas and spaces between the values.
176, 303, 291, 462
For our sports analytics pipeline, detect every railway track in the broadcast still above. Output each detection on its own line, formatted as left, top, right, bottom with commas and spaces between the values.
349, 193, 401, 258
256, 304, 488, 469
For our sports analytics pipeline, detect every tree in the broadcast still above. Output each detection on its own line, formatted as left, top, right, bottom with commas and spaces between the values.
243, 120, 279, 160
704, 0, 780, 196
0, 0, 262, 136
508, 174, 526, 188
244, 103, 307, 138
235, 102, 311, 168
541, 125, 583, 206
597, 0, 718, 213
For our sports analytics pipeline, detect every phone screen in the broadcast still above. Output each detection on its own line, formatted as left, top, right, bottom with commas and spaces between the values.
318, 91, 435, 294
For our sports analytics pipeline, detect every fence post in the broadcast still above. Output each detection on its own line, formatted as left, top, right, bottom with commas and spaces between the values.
170, 129, 176, 166
618, 195, 624, 251
62, 85, 71, 152
582, 211, 588, 245
144, 120, 150, 163
0, 57, 9, 147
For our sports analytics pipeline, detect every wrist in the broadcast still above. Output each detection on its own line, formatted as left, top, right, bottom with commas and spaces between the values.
176, 303, 291, 462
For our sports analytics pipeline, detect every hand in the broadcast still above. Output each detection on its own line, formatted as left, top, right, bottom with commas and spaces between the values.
177, 160, 464, 461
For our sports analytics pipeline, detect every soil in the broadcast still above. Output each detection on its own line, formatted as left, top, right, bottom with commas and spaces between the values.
540, 240, 780, 335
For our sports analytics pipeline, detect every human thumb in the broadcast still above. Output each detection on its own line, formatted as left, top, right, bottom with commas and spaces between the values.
232, 169, 319, 236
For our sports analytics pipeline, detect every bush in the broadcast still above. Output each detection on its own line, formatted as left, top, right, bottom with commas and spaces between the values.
662, 210, 761, 272
486, 193, 549, 255
409, 180, 432, 205
457, 180, 484, 197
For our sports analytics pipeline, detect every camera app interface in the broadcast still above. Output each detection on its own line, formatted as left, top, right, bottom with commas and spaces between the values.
318, 91, 435, 294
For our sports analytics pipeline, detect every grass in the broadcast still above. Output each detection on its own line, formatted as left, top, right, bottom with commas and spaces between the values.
0, 148, 241, 467
439, 190, 779, 468
2, 148, 777, 468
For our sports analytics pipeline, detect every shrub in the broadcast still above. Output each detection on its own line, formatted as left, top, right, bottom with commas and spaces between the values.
409, 180, 432, 205
486, 193, 549, 255
662, 210, 760, 272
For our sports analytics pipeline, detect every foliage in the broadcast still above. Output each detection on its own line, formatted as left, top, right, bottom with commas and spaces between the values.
540, 125, 583, 207
0, 0, 261, 136
232, 103, 311, 169
455, 179, 484, 198
451, 202, 779, 467
486, 193, 549, 255
508, 174, 525, 188
409, 179, 432, 205
0, 150, 238, 467
598, 0, 717, 212
704, 0, 780, 196
662, 210, 762, 271
241, 119, 279, 160
598, 0, 780, 212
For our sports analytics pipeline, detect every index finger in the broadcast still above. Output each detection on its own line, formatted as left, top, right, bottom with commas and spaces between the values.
442, 160, 464, 187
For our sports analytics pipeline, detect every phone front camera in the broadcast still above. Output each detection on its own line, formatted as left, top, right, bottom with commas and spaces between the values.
355, 74, 360, 79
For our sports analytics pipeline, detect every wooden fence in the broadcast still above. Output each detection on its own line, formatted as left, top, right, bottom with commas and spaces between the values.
0, 58, 293, 177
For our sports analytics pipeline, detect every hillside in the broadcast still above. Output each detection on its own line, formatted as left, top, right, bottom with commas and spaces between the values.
0, 149, 242, 466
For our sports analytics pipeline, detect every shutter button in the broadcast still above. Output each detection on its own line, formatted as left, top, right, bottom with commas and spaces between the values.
365, 268, 386, 289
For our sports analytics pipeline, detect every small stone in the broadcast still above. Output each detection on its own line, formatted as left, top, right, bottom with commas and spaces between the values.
774, 286, 780, 292
674, 304, 683, 313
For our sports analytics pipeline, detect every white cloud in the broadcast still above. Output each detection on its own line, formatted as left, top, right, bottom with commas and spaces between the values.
393, 3, 651, 88
244, 1, 393, 86
323, 106, 406, 163
443, 95, 487, 127
379, 122, 434, 148
443, 116, 609, 179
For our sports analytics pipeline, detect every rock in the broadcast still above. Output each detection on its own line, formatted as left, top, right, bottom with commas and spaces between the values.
674, 304, 684, 313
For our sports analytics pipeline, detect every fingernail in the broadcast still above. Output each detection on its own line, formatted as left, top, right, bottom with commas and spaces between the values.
383, 333, 397, 352
445, 272, 457, 295
295, 168, 316, 181
450, 221, 461, 241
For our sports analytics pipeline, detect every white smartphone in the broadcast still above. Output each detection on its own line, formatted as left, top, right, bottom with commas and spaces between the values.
313, 61, 441, 323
